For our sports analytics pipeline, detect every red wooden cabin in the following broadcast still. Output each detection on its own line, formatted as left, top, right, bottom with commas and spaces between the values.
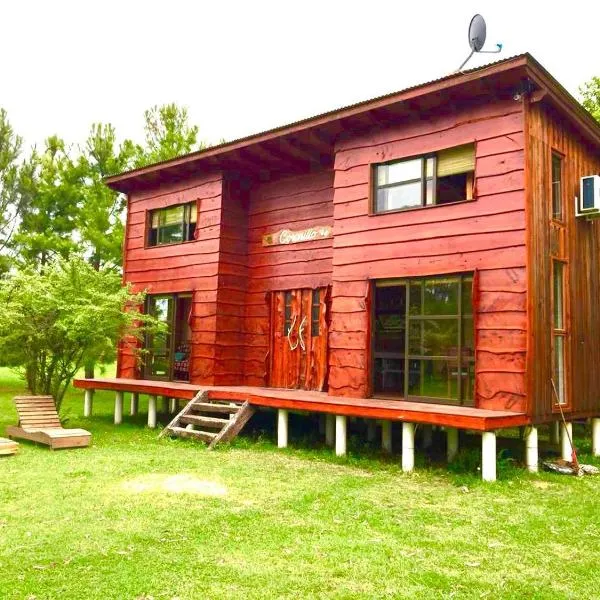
75, 54, 600, 479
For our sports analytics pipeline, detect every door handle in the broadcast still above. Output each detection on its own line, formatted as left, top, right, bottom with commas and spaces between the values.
287, 315, 299, 351
298, 316, 307, 352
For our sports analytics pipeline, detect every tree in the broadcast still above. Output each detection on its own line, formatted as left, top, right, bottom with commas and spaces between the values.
0, 109, 25, 272
580, 76, 600, 123
78, 123, 135, 270
135, 103, 204, 167
0, 257, 161, 410
11, 137, 84, 268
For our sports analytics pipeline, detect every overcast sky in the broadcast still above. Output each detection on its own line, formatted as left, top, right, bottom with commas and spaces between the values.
2, 1, 599, 154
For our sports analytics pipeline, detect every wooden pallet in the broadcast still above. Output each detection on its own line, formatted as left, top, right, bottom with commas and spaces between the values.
159, 391, 254, 449
0, 437, 19, 456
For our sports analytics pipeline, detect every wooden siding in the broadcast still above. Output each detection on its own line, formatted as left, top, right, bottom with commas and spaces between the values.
119, 172, 224, 382
527, 100, 600, 421
329, 98, 528, 410
243, 170, 334, 386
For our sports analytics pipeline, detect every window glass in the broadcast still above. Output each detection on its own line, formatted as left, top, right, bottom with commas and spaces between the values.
553, 262, 564, 329
149, 202, 197, 247
553, 335, 566, 405
407, 359, 459, 399
552, 153, 562, 220
378, 159, 422, 185
423, 278, 459, 315
408, 319, 459, 356
461, 277, 473, 316
376, 181, 422, 212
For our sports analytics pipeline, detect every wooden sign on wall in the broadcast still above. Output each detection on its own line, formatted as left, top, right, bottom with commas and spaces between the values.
262, 225, 332, 247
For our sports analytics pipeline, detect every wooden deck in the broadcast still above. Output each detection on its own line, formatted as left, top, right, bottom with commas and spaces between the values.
73, 378, 529, 431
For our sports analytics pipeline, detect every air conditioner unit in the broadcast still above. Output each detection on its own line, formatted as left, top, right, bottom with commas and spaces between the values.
576, 175, 600, 219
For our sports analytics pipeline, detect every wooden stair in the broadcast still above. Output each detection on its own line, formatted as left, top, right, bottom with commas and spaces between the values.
159, 391, 254, 449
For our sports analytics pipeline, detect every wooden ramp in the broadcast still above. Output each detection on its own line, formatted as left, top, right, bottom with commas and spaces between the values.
0, 437, 19, 456
6, 396, 91, 450
159, 391, 255, 448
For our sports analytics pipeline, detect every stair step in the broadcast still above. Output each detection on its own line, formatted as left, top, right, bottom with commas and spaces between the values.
169, 427, 217, 443
191, 401, 241, 414
180, 415, 229, 429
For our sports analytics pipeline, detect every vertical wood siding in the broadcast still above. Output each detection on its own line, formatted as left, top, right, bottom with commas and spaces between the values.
527, 101, 600, 421
330, 98, 528, 408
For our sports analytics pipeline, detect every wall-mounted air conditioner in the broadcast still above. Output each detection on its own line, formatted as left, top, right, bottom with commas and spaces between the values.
576, 175, 600, 219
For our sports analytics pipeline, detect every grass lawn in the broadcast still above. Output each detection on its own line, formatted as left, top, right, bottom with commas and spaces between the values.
2, 367, 600, 599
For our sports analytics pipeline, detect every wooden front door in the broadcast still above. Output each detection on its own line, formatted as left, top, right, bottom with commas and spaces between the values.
270, 288, 329, 391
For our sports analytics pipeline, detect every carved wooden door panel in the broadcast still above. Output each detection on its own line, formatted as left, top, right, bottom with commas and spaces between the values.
270, 288, 329, 391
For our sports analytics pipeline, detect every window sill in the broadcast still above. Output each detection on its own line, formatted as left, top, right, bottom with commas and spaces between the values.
369, 198, 476, 217
144, 238, 198, 250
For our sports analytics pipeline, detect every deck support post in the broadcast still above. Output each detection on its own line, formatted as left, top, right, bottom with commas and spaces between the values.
169, 398, 177, 414
447, 427, 459, 462
592, 418, 600, 457
561, 421, 573, 461
114, 391, 123, 425
83, 389, 94, 417
148, 395, 157, 429
277, 409, 288, 449
481, 431, 497, 482
325, 414, 335, 447
381, 421, 392, 453
335, 415, 347, 457
402, 422, 415, 472
130, 393, 139, 416
367, 420, 377, 443
551, 421, 560, 445
525, 426, 538, 473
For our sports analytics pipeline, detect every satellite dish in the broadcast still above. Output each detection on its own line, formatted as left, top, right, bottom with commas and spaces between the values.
457, 14, 502, 72
468, 14, 486, 52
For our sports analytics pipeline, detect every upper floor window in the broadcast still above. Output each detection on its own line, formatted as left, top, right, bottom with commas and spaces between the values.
148, 202, 197, 247
552, 152, 563, 221
373, 144, 475, 214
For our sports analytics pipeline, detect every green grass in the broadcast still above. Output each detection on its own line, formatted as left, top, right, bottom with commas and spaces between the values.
2, 367, 600, 599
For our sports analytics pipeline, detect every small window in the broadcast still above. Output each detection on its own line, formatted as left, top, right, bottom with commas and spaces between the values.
552, 153, 563, 221
148, 201, 197, 247
552, 260, 567, 405
373, 145, 475, 214
284, 292, 293, 335
311, 289, 321, 337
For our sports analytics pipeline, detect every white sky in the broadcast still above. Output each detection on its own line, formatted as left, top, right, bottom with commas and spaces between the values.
2, 1, 599, 154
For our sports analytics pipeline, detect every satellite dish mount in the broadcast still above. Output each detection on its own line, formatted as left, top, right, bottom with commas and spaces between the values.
457, 14, 503, 72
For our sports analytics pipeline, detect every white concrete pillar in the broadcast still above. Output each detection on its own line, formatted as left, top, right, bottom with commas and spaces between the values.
481, 431, 497, 482
367, 420, 377, 443
277, 409, 288, 448
561, 421, 573, 462
169, 398, 177, 414
130, 393, 139, 416
160, 396, 169, 413
148, 395, 157, 428
422, 425, 433, 449
402, 422, 415, 472
525, 426, 538, 473
381, 421, 392, 453
593, 418, 600, 457
447, 427, 459, 462
325, 414, 335, 447
550, 421, 560, 445
114, 391, 123, 425
335, 415, 347, 456
83, 389, 94, 417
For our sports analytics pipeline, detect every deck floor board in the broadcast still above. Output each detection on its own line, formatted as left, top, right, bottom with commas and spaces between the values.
74, 377, 528, 431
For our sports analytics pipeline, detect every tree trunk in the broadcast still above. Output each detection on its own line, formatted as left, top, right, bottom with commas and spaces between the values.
84, 363, 95, 379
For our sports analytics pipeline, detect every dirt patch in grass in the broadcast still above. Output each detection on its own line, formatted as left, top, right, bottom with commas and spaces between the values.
122, 474, 227, 496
